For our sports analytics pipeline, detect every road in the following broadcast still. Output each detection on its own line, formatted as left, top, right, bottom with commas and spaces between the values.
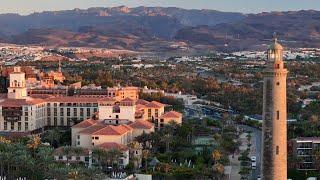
242, 125, 262, 180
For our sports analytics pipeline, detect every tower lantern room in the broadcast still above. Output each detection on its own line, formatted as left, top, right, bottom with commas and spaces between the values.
267, 35, 285, 70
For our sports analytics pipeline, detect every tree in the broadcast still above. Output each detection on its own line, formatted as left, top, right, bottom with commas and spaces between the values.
213, 163, 224, 180
92, 148, 106, 169
212, 150, 222, 163
108, 148, 123, 168
44, 128, 62, 147
63, 146, 73, 165
142, 150, 150, 173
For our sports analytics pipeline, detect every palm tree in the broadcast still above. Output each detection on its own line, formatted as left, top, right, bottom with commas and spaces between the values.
108, 149, 123, 168
128, 141, 142, 170
63, 146, 73, 165
142, 149, 150, 173
314, 148, 320, 170
44, 128, 62, 147
135, 132, 150, 149
73, 147, 84, 164
92, 148, 106, 169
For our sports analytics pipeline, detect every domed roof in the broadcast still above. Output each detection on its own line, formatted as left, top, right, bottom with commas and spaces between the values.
268, 37, 283, 50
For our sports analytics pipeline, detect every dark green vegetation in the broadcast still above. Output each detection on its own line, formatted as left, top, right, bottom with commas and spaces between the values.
135, 118, 239, 179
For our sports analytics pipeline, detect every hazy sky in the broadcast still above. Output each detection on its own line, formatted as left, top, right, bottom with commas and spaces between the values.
1, 0, 319, 15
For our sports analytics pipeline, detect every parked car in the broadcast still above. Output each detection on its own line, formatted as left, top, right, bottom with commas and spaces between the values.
251, 156, 256, 162
252, 161, 257, 169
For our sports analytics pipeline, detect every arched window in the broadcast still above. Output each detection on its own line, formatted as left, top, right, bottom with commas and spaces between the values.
276, 146, 279, 155
113, 105, 120, 113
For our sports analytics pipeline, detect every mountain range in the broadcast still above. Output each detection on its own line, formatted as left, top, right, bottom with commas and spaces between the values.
0, 6, 319, 52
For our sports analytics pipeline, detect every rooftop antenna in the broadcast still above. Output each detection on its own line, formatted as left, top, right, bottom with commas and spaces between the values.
224, 32, 229, 47
273, 32, 278, 42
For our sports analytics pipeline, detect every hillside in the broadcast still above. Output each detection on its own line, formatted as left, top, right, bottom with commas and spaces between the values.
0, 7, 319, 52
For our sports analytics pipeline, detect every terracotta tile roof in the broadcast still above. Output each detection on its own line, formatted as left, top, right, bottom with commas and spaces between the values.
46, 96, 102, 103
92, 125, 131, 136
78, 123, 105, 134
136, 104, 146, 110
0, 97, 45, 107
160, 111, 182, 119
72, 119, 97, 128
30, 94, 54, 99
121, 124, 133, 131
53, 146, 90, 156
97, 97, 116, 102
129, 120, 154, 129
121, 97, 136, 102
0, 94, 7, 99
98, 142, 129, 152
145, 101, 165, 108
136, 99, 150, 105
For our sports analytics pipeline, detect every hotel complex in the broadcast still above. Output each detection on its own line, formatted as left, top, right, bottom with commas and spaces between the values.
0, 66, 182, 167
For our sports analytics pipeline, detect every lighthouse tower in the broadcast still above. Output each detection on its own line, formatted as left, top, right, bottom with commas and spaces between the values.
262, 35, 288, 180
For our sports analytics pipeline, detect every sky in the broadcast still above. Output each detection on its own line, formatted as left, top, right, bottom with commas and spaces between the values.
0, 0, 319, 15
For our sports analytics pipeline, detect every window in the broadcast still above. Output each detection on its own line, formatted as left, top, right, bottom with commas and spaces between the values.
11, 123, 14, 130
76, 156, 80, 161
67, 118, 71, 127
85, 157, 89, 162
148, 109, 151, 118
276, 146, 279, 155
60, 108, 64, 116
67, 108, 70, 116
95, 137, 99, 140
25, 117, 28, 122
59, 156, 63, 160
113, 106, 120, 113
60, 118, 64, 126
277, 111, 280, 120
155, 109, 159, 117
116, 115, 119, 119
18, 122, 21, 131
74, 108, 77, 116
54, 117, 57, 126
54, 108, 57, 116
276, 82, 280, 86
80, 108, 84, 116
4, 122, 7, 130
77, 135, 80, 139
87, 108, 91, 117
47, 118, 51, 126
25, 122, 29, 131
77, 141, 80, 145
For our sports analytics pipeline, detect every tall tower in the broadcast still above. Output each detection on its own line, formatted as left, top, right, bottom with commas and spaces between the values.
7, 66, 27, 99
262, 35, 288, 180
